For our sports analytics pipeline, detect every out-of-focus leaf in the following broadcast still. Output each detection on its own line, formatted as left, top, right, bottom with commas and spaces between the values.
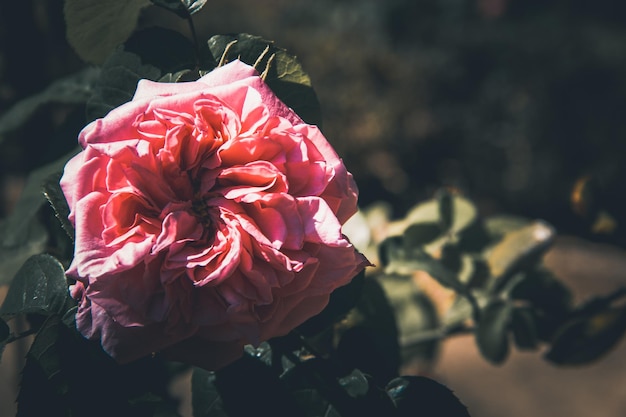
151, 0, 207, 17
0, 254, 69, 319
191, 367, 228, 417
0, 318, 9, 343
386, 376, 471, 417
64, 0, 152, 64
0, 151, 72, 249
511, 306, 539, 350
546, 307, 626, 365
508, 269, 572, 317
0, 218, 47, 286
404, 223, 443, 248
483, 215, 531, 241
486, 220, 555, 292
0, 68, 99, 137
342, 209, 372, 253
298, 269, 365, 336
208, 33, 322, 126
437, 189, 454, 231
405, 194, 477, 239
475, 299, 513, 364
86, 49, 161, 122
383, 243, 473, 302
379, 275, 439, 367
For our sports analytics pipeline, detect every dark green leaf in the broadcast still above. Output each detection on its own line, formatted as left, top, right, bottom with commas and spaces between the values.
508, 269, 572, 317
475, 299, 513, 364
387, 376, 471, 417
151, 0, 207, 17
124, 27, 202, 75
545, 307, 626, 365
437, 189, 454, 231
336, 277, 400, 387
18, 315, 179, 416
191, 367, 228, 417
86, 49, 161, 122
404, 223, 443, 248
511, 307, 539, 350
0, 318, 9, 343
208, 33, 322, 126
214, 353, 302, 417
42, 170, 75, 242
487, 220, 555, 293
0, 68, 99, 137
298, 269, 365, 336
0, 254, 69, 319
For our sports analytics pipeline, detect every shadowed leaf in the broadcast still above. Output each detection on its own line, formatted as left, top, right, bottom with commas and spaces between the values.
475, 299, 513, 364
0, 254, 69, 319
151, 0, 207, 17
208, 33, 322, 126
546, 307, 626, 365
191, 367, 228, 417
387, 376, 471, 417
511, 306, 539, 350
64, 0, 152, 64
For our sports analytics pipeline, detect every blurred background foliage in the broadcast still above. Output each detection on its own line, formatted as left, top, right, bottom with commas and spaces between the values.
3, 0, 626, 246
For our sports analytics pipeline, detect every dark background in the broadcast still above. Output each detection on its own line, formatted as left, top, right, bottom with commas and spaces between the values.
2, 0, 626, 239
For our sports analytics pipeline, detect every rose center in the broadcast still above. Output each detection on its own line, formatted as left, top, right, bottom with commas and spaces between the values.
191, 195, 212, 228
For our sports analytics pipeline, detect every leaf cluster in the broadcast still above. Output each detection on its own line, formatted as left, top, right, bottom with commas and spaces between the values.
377, 189, 626, 366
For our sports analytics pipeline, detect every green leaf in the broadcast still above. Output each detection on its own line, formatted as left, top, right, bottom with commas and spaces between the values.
511, 306, 539, 350
336, 277, 401, 387
64, 0, 152, 64
486, 220, 555, 293
404, 222, 443, 248
43, 170, 75, 242
0, 254, 69, 319
208, 33, 322, 126
86, 49, 161, 122
0, 68, 99, 137
475, 299, 513, 364
297, 269, 365, 336
191, 367, 228, 417
436, 189, 454, 231
545, 307, 626, 365
508, 269, 572, 316
386, 376, 471, 417
0, 318, 9, 344
214, 353, 302, 417
405, 194, 477, 239
151, 0, 207, 18
124, 27, 202, 75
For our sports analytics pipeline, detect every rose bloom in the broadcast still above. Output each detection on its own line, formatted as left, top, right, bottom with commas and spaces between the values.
60, 60, 369, 369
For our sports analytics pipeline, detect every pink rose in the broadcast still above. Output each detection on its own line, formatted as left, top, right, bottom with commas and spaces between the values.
60, 60, 369, 369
